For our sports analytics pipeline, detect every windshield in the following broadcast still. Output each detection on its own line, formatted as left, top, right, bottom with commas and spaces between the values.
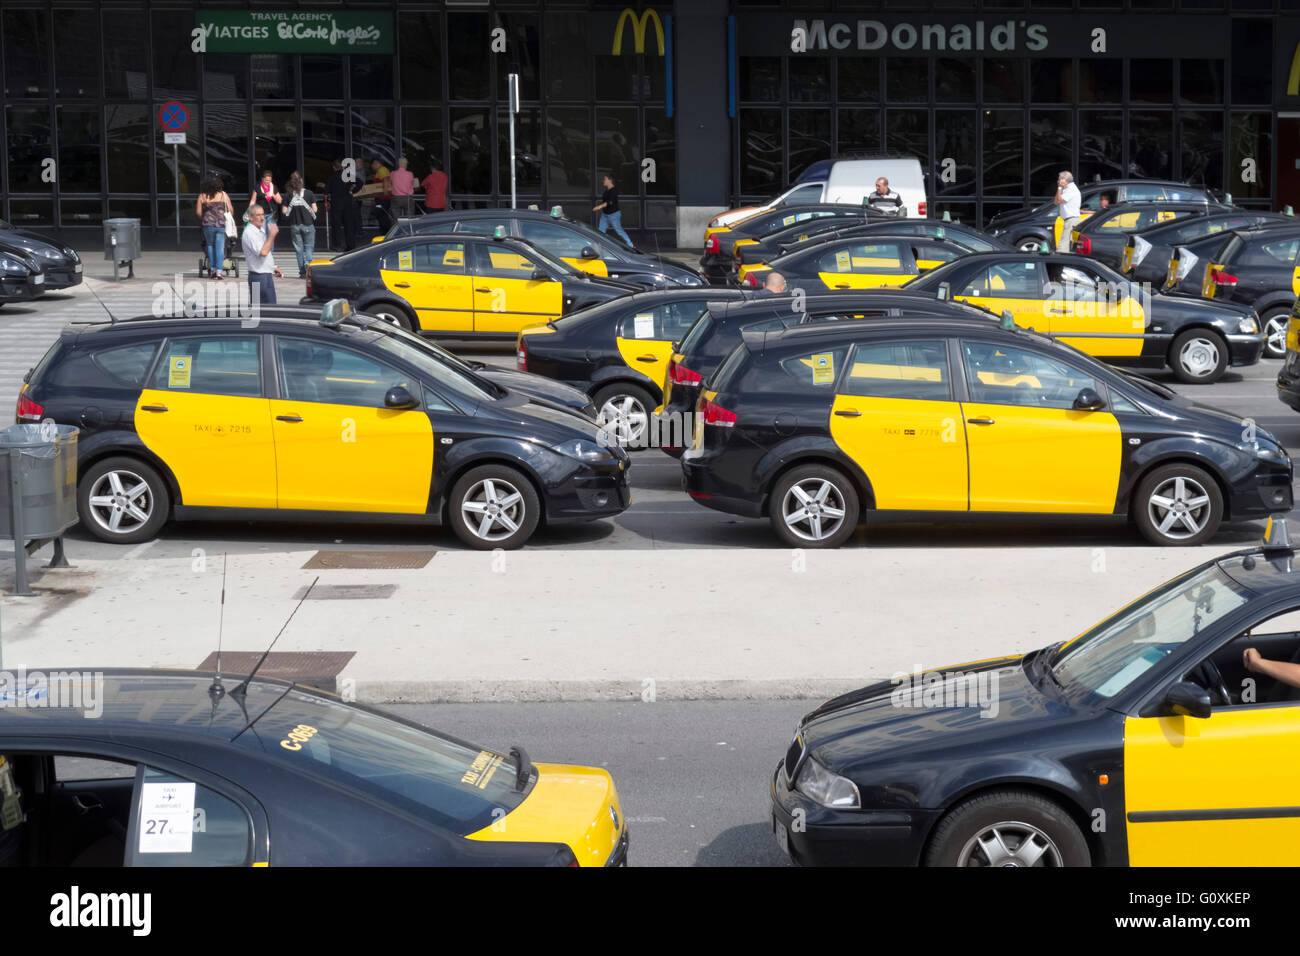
567, 218, 637, 255
364, 329, 502, 403
525, 241, 585, 278
1051, 564, 1250, 702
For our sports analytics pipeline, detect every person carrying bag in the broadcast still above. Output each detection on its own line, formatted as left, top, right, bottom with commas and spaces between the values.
196, 178, 233, 279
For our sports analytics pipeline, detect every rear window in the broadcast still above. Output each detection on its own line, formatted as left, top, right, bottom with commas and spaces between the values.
678, 312, 715, 357
24, 339, 64, 386
236, 690, 527, 835
92, 342, 160, 386
709, 343, 752, 391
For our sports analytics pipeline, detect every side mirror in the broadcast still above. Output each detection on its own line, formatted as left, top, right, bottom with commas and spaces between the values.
580, 246, 599, 259
1073, 387, 1105, 411
530, 267, 551, 281
1162, 680, 1212, 720
384, 385, 419, 410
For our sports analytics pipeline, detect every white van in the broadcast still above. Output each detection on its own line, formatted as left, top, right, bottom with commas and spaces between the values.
704, 157, 929, 235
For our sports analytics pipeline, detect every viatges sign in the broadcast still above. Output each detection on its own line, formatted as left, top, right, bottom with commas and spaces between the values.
794, 18, 1048, 54
194, 10, 394, 54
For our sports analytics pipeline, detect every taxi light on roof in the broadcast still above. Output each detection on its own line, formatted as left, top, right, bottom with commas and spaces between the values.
550, 205, 563, 218
493, 225, 507, 240
320, 298, 351, 327
1225, 192, 1233, 204
942, 211, 951, 222
1287, 205, 1295, 217
1040, 239, 1050, 252
936, 226, 945, 239
1000, 310, 1016, 331
1264, 516, 1293, 551
937, 281, 949, 300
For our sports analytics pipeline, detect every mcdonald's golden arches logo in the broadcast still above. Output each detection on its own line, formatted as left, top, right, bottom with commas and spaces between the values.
612, 8, 665, 56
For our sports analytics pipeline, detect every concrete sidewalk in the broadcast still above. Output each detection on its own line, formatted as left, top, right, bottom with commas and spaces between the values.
0, 544, 1207, 703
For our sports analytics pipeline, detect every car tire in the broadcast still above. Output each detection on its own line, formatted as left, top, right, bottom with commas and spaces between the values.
768, 464, 860, 549
368, 300, 416, 332
1132, 462, 1224, 547
924, 790, 1090, 867
1261, 307, 1290, 360
77, 456, 171, 545
1169, 328, 1228, 384
1016, 236, 1047, 253
593, 382, 656, 451
447, 464, 541, 550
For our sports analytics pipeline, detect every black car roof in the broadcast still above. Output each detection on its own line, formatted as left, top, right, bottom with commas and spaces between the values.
709, 290, 986, 318
415, 207, 576, 222
742, 316, 1015, 355
63, 309, 389, 344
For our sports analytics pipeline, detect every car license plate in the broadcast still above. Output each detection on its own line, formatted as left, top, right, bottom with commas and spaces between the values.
73, 263, 82, 273
33, 273, 44, 284
773, 814, 790, 856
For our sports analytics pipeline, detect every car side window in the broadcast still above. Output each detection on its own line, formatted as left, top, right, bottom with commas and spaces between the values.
517, 220, 590, 259
1259, 238, 1300, 265
92, 342, 160, 386
912, 242, 961, 267
151, 336, 262, 398
618, 300, 707, 341
962, 341, 1100, 409
817, 242, 908, 275
382, 241, 466, 275
960, 262, 1044, 297
127, 765, 252, 867
784, 184, 824, 205
277, 337, 415, 408
1126, 185, 1163, 201
453, 219, 506, 236
472, 243, 544, 280
840, 339, 952, 402
780, 347, 848, 388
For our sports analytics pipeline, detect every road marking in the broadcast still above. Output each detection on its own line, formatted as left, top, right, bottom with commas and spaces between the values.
121, 539, 159, 560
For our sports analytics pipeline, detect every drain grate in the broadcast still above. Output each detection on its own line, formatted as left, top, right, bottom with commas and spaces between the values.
294, 583, 397, 600
195, 651, 355, 694
302, 549, 436, 570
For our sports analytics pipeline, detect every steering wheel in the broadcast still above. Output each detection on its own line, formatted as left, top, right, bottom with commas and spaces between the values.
1193, 659, 1232, 706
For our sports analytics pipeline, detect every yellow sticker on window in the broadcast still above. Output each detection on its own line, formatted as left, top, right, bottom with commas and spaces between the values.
835, 250, 852, 272
1157, 210, 1176, 222
811, 352, 835, 384
783, 216, 796, 226
168, 356, 192, 389
397, 250, 413, 270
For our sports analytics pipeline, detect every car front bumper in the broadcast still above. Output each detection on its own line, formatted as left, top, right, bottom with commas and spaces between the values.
0, 273, 44, 301
41, 263, 83, 288
544, 466, 632, 524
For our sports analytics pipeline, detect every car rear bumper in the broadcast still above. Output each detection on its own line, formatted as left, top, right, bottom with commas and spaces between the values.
771, 762, 935, 866
605, 828, 630, 866
699, 254, 738, 284
681, 454, 764, 517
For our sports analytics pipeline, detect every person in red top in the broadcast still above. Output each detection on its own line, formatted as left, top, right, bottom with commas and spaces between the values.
422, 161, 448, 213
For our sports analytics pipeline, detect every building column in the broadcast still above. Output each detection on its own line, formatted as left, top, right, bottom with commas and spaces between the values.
673, 0, 730, 248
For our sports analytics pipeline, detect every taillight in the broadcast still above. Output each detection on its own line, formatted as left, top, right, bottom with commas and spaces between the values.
917, 201, 927, 217
516, 336, 528, 371
16, 391, 43, 423
1212, 268, 1239, 285
741, 272, 759, 288
668, 359, 702, 386
704, 234, 720, 254
700, 397, 737, 428
1076, 236, 1091, 255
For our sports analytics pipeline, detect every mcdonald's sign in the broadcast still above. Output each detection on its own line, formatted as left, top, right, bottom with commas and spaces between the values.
612, 8, 665, 56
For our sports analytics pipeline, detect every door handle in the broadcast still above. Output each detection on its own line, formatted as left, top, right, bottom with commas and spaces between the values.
835, 284, 851, 289
140, 405, 169, 413
475, 287, 492, 293
73, 794, 103, 814
393, 282, 411, 288
276, 415, 304, 423
636, 355, 659, 363
1046, 307, 1068, 314
967, 417, 996, 425
834, 409, 862, 417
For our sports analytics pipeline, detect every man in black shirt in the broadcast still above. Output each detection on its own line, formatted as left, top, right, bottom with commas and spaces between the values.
326, 159, 357, 251
593, 173, 634, 246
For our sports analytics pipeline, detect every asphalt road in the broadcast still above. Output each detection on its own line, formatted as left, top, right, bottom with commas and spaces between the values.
388, 699, 813, 867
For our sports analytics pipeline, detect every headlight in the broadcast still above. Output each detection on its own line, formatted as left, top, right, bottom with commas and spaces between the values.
794, 756, 861, 809
0, 255, 29, 275
62, 247, 79, 263
1239, 317, 1260, 334
38, 248, 61, 261
1256, 445, 1289, 463
552, 438, 618, 463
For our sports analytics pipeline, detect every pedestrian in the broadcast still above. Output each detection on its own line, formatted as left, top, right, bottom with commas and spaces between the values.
325, 159, 350, 250
280, 171, 318, 279
422, 159, 448, 213
195, 177, 233, 280
593, 173, 633, 246
242, 206, 283, 306
249, 168, 281, 236
1054, 170, 1082, 252
757, 272, 787, 295
869, 176, 903, 211
388, 157, 416, 219
344, 157, 364, 250
370, 158, 393, 234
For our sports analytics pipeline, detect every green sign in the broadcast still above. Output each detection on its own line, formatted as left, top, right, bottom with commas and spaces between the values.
195, 11, 393, 54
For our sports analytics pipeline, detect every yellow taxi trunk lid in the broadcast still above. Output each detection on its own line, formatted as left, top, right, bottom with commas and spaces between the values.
466, 762, 624, 866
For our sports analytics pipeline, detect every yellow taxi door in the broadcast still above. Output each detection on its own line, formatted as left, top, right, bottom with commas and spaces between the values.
1125, 703, 1300, 865
1044, 261, 1146, 359
815, 240, 916, 290
953, 260, 1051, 332
134, 334, 277, 508
378, 240, 473, 333
958, 340, 1122, 512
470, 243, 564, 334
827, 339, 969, 510
613, 299, 709, 396
269, 336, 433, 513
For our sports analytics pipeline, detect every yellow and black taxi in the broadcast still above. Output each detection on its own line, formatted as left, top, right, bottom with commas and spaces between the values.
737, 219, 1009, 284
0, 234, 48, 306
303, 231, 640, 338
15, 301, 630, 549
517, 287, 750, 447
1165, 223, 1300, 359
1274, 297, 1300, 410
906, 252, 1264, 383
0, 217, 82, 290
659, 291, 1004, 454
1120, 211, 1289, 289
701, 204, 882, 284
737, 232, 981, 290
1068, 199, 1229, 271
0, 668, 628, 866
681, 317, 1292, 548
984, 179, 1218, 252
386, 207, 705, 289
774, 520, 1300, 866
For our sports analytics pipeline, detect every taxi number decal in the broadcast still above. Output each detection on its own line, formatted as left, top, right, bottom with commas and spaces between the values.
461, 749, 504, 790
398, 250, 413, 270
280, 724, 319, 751
811, 352, 836, 384
835, 250, 851, 272
169, 356, 192, 389
633, 313, 655, 339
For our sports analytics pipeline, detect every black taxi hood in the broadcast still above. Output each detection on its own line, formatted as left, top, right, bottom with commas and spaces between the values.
579, 273, 642, 293
478, 388, 607, 440
1150, 291, 1254, 320
986, 205, 1045, 229
476, 366, 592, 411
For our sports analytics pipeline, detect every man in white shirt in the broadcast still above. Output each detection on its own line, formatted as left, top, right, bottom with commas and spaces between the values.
1054, 170, 1082, 252
242, 206, 283, 306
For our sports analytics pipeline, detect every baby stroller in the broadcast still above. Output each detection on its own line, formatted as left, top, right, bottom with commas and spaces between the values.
198, 232, 241, 278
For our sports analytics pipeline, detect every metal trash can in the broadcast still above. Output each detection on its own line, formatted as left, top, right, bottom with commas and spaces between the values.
0, 423, 78, 596
103, 217, 141, 280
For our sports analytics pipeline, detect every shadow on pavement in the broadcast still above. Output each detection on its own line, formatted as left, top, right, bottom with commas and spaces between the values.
694, 821, 793, 867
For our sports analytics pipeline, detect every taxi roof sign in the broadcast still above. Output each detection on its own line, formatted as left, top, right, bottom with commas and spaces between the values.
1000, 310, 1016, 331
550, 205, 563, 218
1264, 516, 1293, 551
493, 225, 507, 240
320, 299, 351, 328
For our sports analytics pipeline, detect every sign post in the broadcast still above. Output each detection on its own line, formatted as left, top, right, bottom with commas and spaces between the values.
507, 73, 520, 210
158, 102, 190, 247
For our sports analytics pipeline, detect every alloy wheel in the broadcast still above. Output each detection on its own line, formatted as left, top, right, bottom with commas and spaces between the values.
780, 478, 848, 543
87, 469, 155, 536
1265, 315, 1288, 358
1147, 475, 1212, 540
459, 477, 526, 543
597, 394, 649, 446
957, 821, 1064, 867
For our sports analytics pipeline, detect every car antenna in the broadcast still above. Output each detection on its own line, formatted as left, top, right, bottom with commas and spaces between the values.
232, 575, 319, 699
208, 553, 229, 701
